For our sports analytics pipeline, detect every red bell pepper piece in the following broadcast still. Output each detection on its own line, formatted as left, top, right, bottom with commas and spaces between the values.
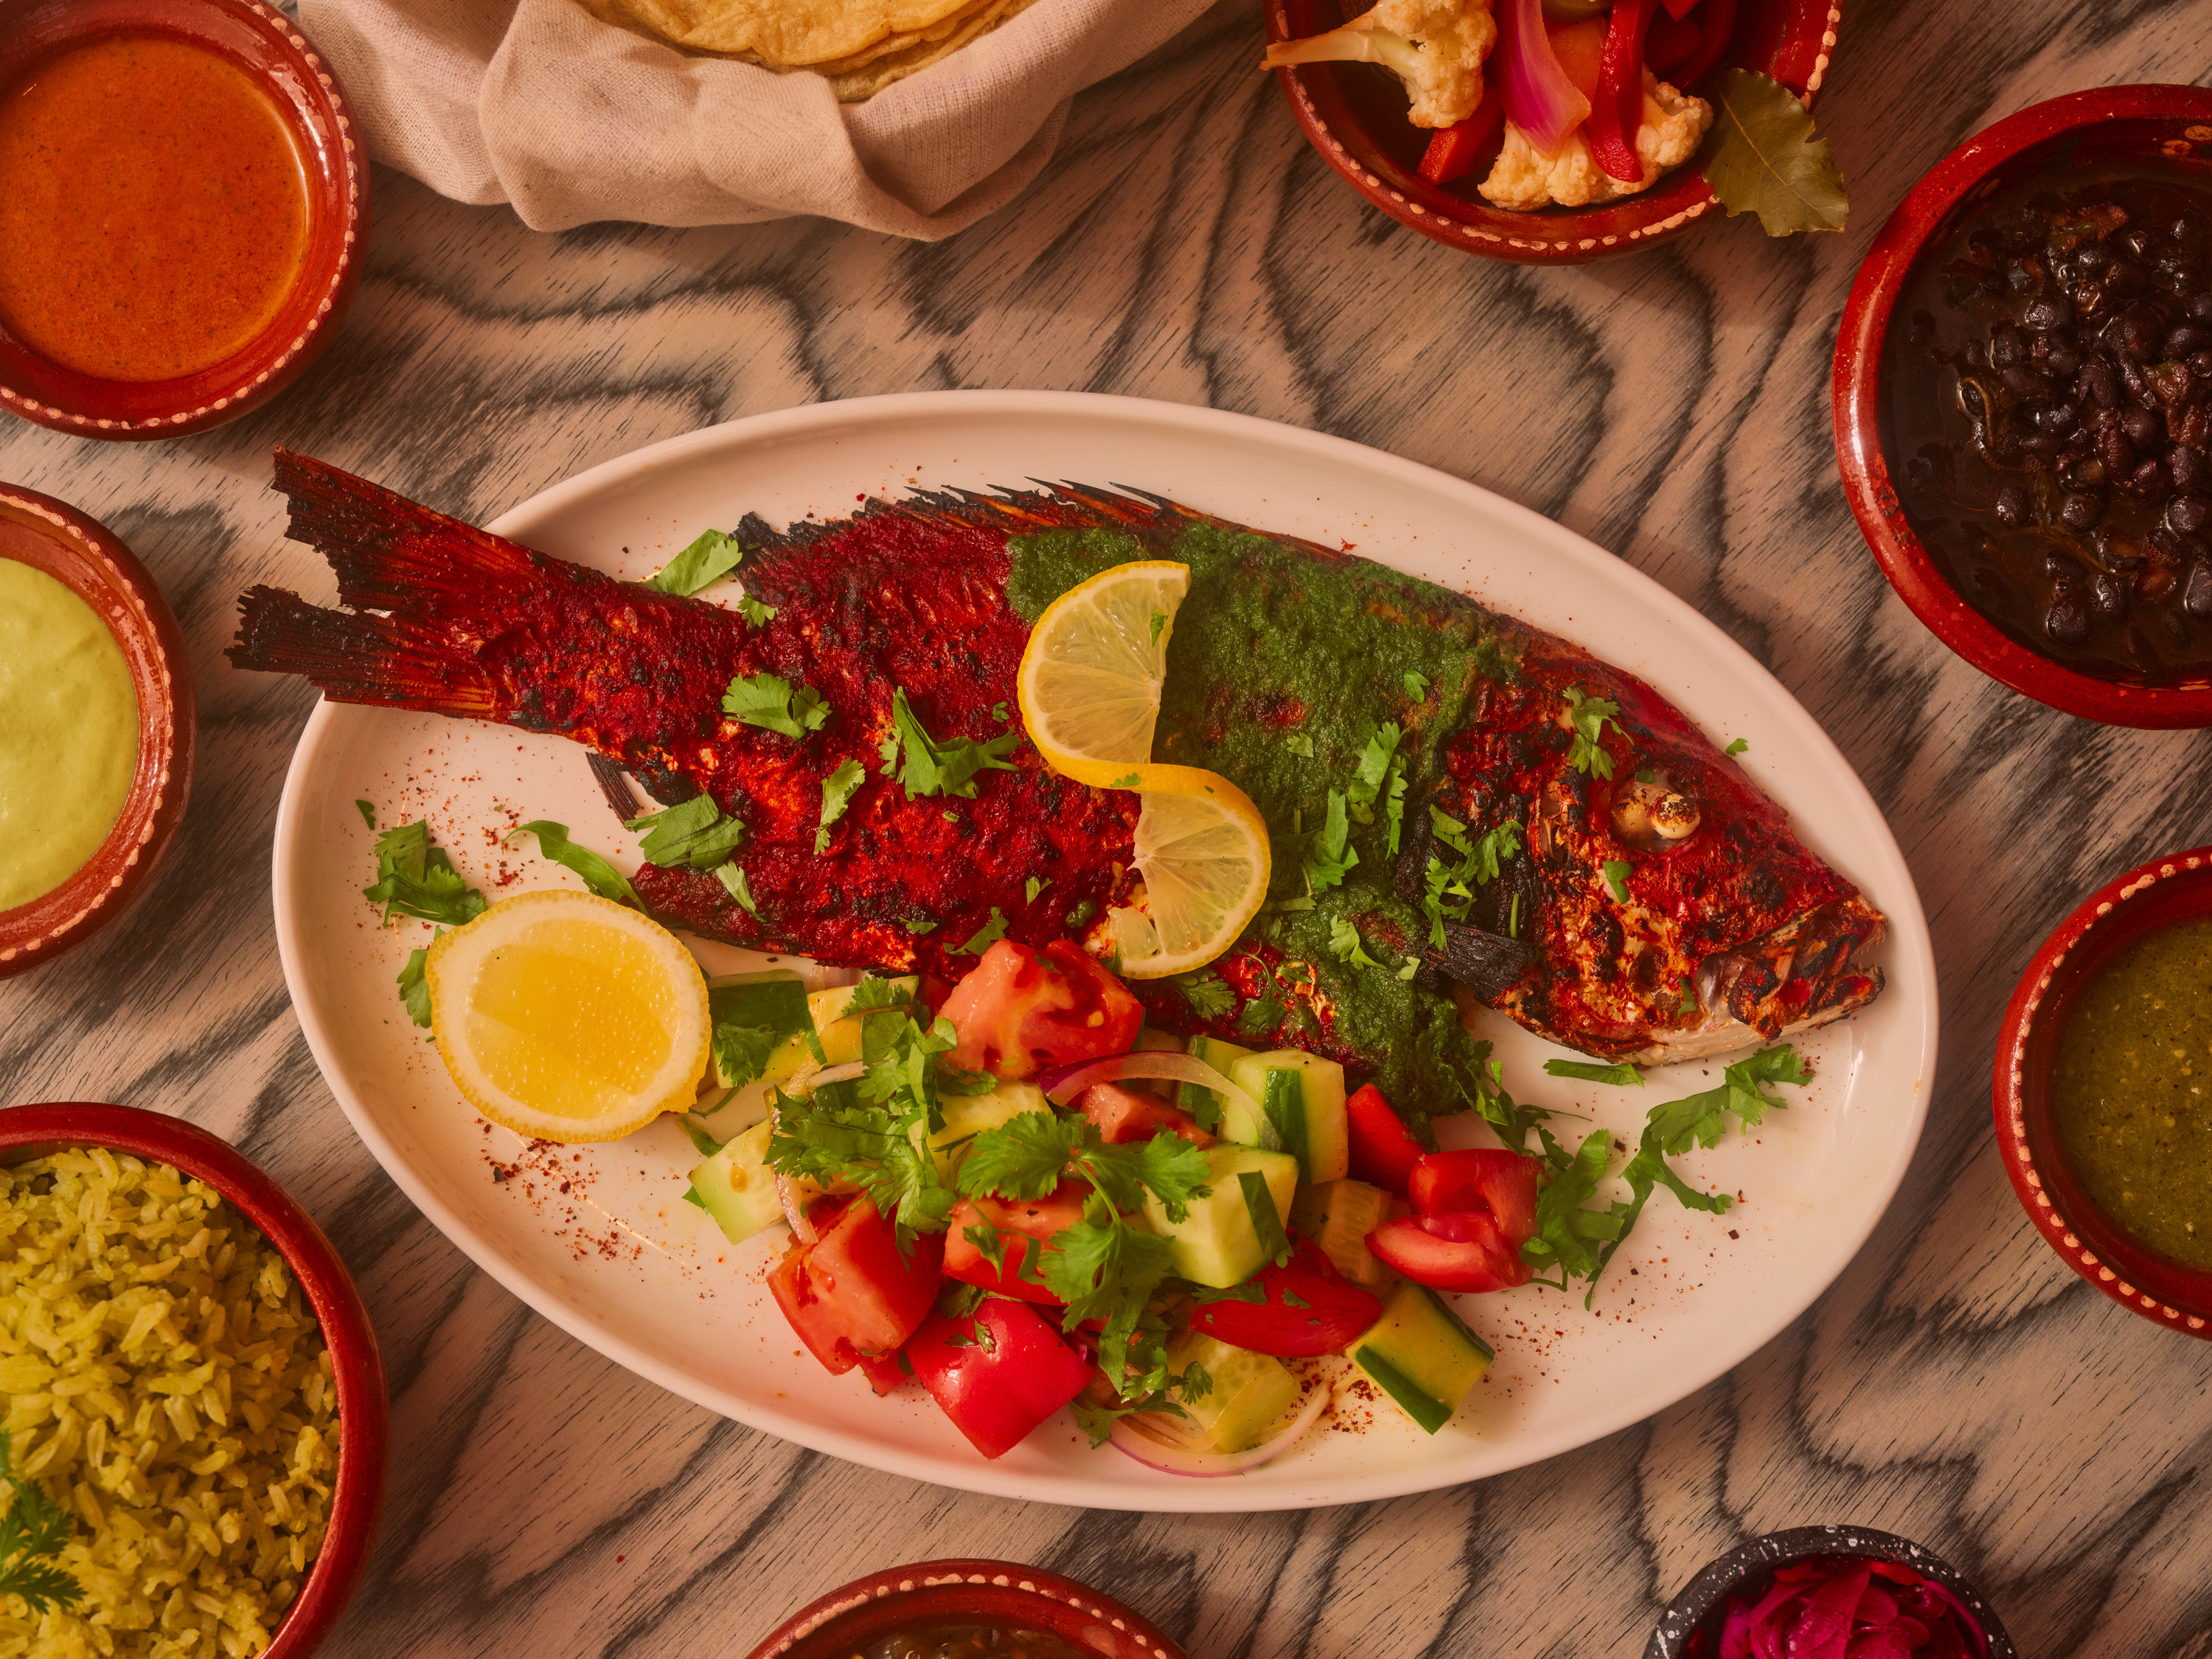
1587, 0, 1659, 184
905, 1297, 1095, 1458
1417, 91, 1507, 187
1407, 1148, 1542, 1245
1658, 0, 1699, 19
1645, 7, 1703, 74
1345, 1084, 1425, 1195
1669, 0, 1737, 91
941, 1180, 1087, 1305
1078, 1082, 1214, 1147
768, 1195, 944, 1375
1187, 1233, 1382, 1357
1368, 1211, 1531, 1293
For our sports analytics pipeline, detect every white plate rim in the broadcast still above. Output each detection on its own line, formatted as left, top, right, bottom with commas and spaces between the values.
271, 389, 1939, 1511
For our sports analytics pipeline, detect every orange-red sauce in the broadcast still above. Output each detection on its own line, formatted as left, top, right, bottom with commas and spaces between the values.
0, 34, 310, 383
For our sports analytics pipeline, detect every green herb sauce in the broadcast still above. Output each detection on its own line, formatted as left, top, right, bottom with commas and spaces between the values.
0, 560, 139, 911
2050, 917, 2212, 1272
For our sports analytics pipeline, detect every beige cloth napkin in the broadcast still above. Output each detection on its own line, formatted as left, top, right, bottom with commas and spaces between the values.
301, 0, 1215, 236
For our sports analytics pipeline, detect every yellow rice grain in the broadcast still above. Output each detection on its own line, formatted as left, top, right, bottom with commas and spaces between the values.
0, 1151, 339, 1659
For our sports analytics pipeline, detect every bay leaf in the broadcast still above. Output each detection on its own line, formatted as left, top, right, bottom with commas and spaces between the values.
1700, 68, 1849, 237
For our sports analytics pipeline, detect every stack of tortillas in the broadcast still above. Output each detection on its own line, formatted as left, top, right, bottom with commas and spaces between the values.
578, 0, 1045, 98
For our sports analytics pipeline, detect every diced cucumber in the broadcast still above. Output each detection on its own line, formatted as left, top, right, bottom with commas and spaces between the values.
1141, 1144, 1298, 1287
1164, 1332, 1301, 1453
1178, 1034, 1253, 1130
1348, 1281, 1494, 1434
1288, 1178, 1394, 1292
1223, 1050, 1349, 1183
706, 971, 812, 1088
689, 1119, 785, 1245
688, 1078, 776, 1143
910, 1082, 1049, 1179
742, 975, 921, 1085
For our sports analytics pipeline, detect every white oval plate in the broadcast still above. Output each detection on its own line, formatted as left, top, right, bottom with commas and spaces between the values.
273, 392, 1936, 1512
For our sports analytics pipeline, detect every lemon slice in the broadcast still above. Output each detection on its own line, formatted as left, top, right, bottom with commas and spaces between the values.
425, 888, 710, 1143
1018, 562, 1271, 978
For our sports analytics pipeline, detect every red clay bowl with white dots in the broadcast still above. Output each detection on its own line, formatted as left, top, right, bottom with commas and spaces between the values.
0, 1102, 388, 1658
0, 482, 194, 978
1993, 845, 2212, 1339
1261, 0, 1842, 265
744, 1559, 1190, 1659
0, 0, 366, 441
1834, 84, 2212, 728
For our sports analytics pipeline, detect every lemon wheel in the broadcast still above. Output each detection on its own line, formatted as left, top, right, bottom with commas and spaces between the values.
425, 888, 711, 1143
1018, 562, 1270, 978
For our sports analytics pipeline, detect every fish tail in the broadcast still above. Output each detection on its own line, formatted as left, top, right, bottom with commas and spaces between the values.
229, 585, 501, 717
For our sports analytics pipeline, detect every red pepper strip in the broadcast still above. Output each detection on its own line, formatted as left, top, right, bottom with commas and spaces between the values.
1669, 0, 1737, 91
905, 1297, 1094, 1459
1587, 0, 1659, 184
1186, 1234, 1381, 1357
1658, 0, 1699, 18
1417, 91, 1508, 186
1646, 9, 1703, 74
1345, 1083, 1425, 1195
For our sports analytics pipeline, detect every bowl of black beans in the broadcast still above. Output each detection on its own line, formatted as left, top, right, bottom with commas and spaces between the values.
1836, 84, 2212, 726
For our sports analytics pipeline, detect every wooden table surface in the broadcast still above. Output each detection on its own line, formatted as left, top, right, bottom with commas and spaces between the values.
5, 1, 2211, 1653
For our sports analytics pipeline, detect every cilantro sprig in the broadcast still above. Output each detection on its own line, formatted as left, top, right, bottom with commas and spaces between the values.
724, 672, 830, 740
627, 794, 746, 871
362, 818, 486, 927
878, 687, 1020, 799
641, 527, 748, 597
816, 759, 866, 854
0, 1431, 82, 1615
509, 820, 637, 904
1562, 686, 1624, 779
1301, 790, 1359, 893
1420, 807, 1522, 950
1346, 722, 1408, 855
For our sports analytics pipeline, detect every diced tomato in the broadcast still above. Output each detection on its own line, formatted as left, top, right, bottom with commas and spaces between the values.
1346, 1085, 1425, 1195
939, 939, 1144, 1080
1367, 1212, 1531, 1293
905, 1297, 1096, 1458
1408, 1149, 1542, 1245
1079, 1082, 1214, 1147
1417, 92, 1506, 186
768, 1196, 944, 1375
942, 1181, 1087, 1304
853, 1349, 911, 1397
1186, 1234, 1382, 1357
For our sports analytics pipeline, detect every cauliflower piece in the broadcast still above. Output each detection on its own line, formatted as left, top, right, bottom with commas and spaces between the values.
1478, 71, 1711, 211
1262, 0, 1498, 130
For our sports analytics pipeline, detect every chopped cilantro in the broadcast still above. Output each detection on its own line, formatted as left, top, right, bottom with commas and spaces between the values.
1172, 970, 1237, 1021
723, 672, 830, 740
1025, 876, 1046, 905
1302, 790, 1359, 892
1284, 733, 1315, 758
992, 702, 1010, 723
626, 794, 746, 871
1543, 1058, 1642, 1087
1725, 737, 1749, 757
681, 1118, 720, 1157
816, 759, 866, 854
1419, 809, 1522, 947
1327, 916, 1383, 970
1403, 670, 1430, 699
681, 1185, 707, 1208
1150, 611, 1167, 644
362, 818, 485, 928
1601, 860, 1632, 903
355, 799, 375, 830
1562, 686, 1622, 779
398, 941, 436, 1028
1110, 772, 1141, 789
509, 821, 637, 903
1396, 956, 1420, 981
0, 1430, 81, 1615
879, 687, 1019, 799
714, 862, 760, 917
953, 907, 1009, 955
641, 527, 746, 596
903, 918, 939, 934
737, 595, 777, 627
1235, 994, 1285, 1039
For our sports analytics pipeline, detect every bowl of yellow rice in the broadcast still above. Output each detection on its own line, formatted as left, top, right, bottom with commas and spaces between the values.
0, 1103, 385, 1659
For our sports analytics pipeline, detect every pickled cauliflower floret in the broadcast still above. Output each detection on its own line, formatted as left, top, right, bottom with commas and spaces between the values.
1261, 0, 1498, 130
1479, 71, 1711, 210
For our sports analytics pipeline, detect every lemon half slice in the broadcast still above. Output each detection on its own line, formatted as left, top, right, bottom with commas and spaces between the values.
1017, 562, 1271, 978
426, 889, 710, 1143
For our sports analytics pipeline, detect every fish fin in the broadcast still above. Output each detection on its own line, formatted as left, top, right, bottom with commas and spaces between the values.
228, 585, 500, 717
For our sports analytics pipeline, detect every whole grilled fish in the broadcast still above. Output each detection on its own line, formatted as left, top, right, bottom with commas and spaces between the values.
231, 451, 1884, 1141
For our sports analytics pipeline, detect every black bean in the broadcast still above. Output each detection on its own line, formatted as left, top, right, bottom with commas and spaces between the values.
2166, 323, 2209, 359
2002, 365, 2053, 399
2118, 305, 2166, 359
2025, 296, 2071, 330
2155, 257, 2199, 293
2099, 427, 2135, 478
2076, 244, 2115, 276
2047, 347, 2083, 378
2175, 218, 2207, 247
1963, 339, 1988, 368
2037, 402, 2080, 434
2170, 495, 2212, 535
2191, 292, 2212, 323
2109, 259, 2152, 297
1990, 328, 2028, 369
2008, 260, 2040, 293
2060, 491, 2104, 529
2046, 591, 2094, 645
2187, 561, 2212, 620
2148, 361, 2196, 407
2091, 570, 2130, 619
2097, 529, 2145, 570
2176, 531, 2212, 564
2073, 456, 2110, 488
2123, 226, 2158, 259
1992, 430, 2026, 465
2044, 549, 2084, 583
2134, 455, 2171, 493
2122, 406, 2165, 448
2173, 445, 2208, 493
2023, 431, 2068, 459
1992, 481, 2032, 526
2193, 349, 2212, 379
2082, 357, 2122, 408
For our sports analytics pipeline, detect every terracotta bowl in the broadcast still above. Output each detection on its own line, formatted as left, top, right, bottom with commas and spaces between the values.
1993, 846, 2212, 1339
0, 483, 193, 977
1644, 1526, 2015, 1659
0, 1102, 387, 1658
1834, 84, 2212, 727
0, 0, 366, 439
745, 1559, 1190, 1659
1261, 0, 1842, 264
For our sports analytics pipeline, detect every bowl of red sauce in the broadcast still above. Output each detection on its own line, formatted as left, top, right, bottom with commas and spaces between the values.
0, 482, 193, 976
1994, 845, 2212, 1339
1835, 84, 2212, 726
1645, 1526, 2013, 1658
0, 1102, 388, 1658
1260, 0, 1840, 264
0, 0, 366, 439
745, 1560, 1189, 1659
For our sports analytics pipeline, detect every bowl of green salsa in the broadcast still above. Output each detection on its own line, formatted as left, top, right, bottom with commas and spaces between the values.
1996, 846, 2212, 1336
0, 481, 192, 975
744, 1559, 1189, 1659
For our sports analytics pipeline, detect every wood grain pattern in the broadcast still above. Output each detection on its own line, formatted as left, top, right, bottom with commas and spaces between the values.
4, 1, 2212, 1652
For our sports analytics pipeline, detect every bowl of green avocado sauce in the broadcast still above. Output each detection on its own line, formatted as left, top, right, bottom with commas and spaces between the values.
0, 484, 192, 975
1997, 850, 2212, 1337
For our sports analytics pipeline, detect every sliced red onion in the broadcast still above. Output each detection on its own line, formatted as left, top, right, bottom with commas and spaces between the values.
1107, 1384, 1328, 1477
805, 1062, 867, 1088
776, 1173, 815, 1245
1498, 0, 1590, 151
1038, 1051, 1259, 1124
